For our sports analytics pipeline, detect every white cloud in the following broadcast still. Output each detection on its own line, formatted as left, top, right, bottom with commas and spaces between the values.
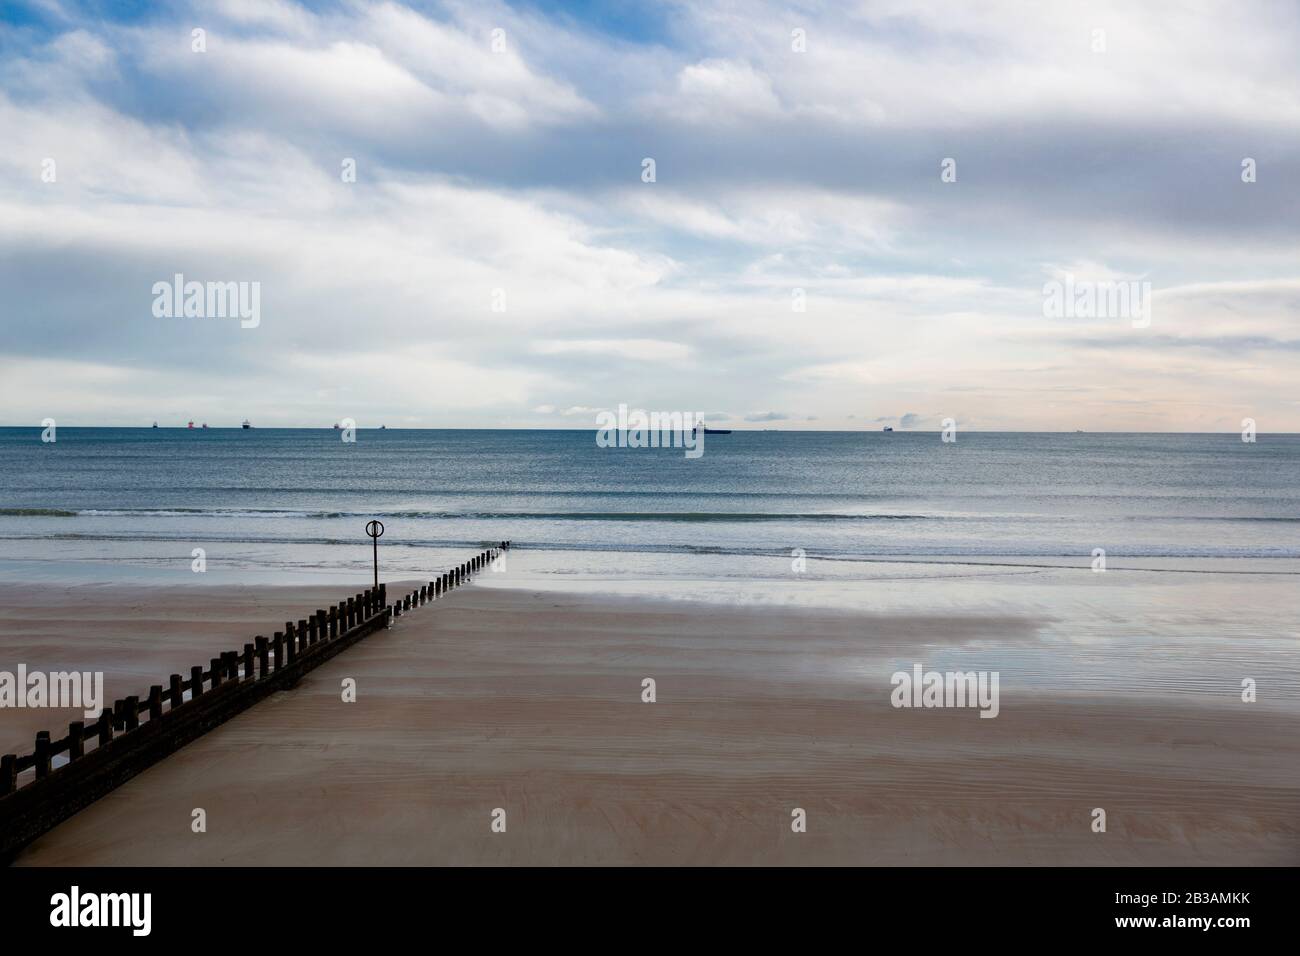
532, 339, 692, 362
1, 0, 1298, 429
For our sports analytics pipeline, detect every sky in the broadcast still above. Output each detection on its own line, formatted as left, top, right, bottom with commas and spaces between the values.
1, 0, 1297, 430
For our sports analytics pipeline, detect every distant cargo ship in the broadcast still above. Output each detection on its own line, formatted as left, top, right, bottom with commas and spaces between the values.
694, 424, 732, 435
883, 426, 893, 432
242, 420, 252, 429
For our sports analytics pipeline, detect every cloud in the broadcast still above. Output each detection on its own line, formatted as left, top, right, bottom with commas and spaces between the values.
532, 339, 692, 362
0, 0, 1298, 429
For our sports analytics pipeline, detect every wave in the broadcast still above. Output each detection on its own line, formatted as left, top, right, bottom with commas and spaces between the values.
4, 507, 1300, 527
3, 530, 1299, 561
8, 507, 943, 522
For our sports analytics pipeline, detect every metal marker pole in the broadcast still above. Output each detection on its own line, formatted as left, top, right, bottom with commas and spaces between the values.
365, 519, 384, 590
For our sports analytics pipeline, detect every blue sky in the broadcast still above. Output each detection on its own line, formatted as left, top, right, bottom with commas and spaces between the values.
1, 0, 1298, 429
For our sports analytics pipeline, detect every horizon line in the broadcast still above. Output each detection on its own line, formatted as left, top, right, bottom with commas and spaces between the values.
1, 425, 1293, 435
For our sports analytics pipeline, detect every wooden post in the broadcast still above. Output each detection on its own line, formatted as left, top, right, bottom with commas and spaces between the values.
347, 597, 356, 628
326, 607, 336, 639
316, 610, 327, 642
273, 633, 284, 670
34, 731, 51, 779
98, 707, 113, 745
244, 643, 255, 679
148, 686, 163, 720
191, 665, 204, 698
256, 636, 269, 678
210, 657, 223, 689
1, 754, 14, 795
68, 722, 84, 760
286, 623, 297, 664
308, 615, 318, 645
170, 674, 183, 708
124, 696, 140, 730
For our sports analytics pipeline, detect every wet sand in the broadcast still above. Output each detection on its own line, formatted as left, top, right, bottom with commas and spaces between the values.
2, 582, 1298, 865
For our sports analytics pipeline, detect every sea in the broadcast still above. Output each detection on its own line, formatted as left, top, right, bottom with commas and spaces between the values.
2, 427, 1298, 704
1, 427, 1298, 580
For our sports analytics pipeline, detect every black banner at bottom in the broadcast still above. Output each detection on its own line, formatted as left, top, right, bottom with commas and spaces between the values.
0, 866, 1286, 942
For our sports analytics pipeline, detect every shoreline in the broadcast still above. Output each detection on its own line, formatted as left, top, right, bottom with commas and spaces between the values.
3, 580, 1297, 865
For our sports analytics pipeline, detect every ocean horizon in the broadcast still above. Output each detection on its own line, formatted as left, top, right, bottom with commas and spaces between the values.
3, 428, 1298, 586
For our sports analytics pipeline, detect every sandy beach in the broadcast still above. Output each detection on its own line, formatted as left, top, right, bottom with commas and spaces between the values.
3, 577, 1297, 866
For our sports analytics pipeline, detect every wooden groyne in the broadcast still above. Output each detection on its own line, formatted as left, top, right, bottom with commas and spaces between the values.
0, 541, 511, 861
